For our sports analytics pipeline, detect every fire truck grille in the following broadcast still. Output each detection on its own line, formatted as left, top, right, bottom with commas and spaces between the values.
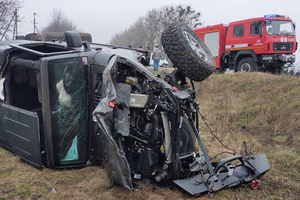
273, 43, 293, 51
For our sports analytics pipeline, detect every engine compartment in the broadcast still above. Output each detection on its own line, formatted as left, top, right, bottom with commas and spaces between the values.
92, 54, 270, 196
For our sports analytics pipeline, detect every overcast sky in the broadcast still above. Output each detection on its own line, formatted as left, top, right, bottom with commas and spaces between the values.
18, 0, 300, 67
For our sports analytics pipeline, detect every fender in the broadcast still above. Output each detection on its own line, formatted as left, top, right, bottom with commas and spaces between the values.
234, 49, 258, 68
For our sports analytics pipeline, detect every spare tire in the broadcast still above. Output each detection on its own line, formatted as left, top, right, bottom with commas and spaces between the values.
43, 32, 92, 42
161, 23, 216, 82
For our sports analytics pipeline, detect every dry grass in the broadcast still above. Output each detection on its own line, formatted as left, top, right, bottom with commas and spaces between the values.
1, 72, 300, 199
196, 72, 300, 200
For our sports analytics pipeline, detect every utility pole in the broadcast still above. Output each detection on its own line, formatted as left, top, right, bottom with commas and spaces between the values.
13, 8, 18, 39
32, 12, 39, 34
1, 9, 16, 41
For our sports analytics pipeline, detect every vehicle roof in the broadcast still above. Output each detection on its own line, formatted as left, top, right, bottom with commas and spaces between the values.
229, 16, 292, 26
0, 39, 66, 48
0, 40, 81, 56
194, 24, 226, 33
0, 39, 149, 58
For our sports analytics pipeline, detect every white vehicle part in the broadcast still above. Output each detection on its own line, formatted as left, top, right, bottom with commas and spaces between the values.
161, 111, 172, 163
125, 76, 138, 85
56, 79, 72, 108
0, 78, 5, 101
129, 94, 148, 108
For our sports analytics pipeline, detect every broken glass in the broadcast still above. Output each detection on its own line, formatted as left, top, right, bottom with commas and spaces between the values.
48, 57, 89, 166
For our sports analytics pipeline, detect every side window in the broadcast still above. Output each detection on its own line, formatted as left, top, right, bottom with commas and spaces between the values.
48, 57, 89, 166
251, 21, 263, 35
233, 25, 244, 37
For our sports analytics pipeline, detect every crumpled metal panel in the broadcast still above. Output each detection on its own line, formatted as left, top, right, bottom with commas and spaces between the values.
94, 49, 191, 100
113, 83, 131, 137
93, 55, 133, 190
174, 153, 270, 196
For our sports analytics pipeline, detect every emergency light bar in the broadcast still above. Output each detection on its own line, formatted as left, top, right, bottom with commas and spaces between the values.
264, 14, 287, 18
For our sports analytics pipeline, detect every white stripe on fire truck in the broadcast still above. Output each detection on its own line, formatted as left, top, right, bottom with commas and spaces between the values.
281, 38, 283, 42
234, 44, 248, 48
225, 43, 248, 49
285, 38, 287, 42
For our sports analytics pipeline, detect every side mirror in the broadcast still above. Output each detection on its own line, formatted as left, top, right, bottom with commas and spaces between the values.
293, 22, 296, 30
65, 31, 82, 48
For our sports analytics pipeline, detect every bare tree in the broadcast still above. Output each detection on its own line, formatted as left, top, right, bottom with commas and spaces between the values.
158, 5, 201, 30
109, 4, 201, 48
0, 0, 23, 40
42, 8, 77, 33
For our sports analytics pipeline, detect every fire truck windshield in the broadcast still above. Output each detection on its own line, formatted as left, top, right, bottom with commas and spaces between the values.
265, 20, 295, 36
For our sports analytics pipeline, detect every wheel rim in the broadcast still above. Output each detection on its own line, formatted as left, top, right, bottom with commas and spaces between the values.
182, 31, 209, 62
241, 63, 251, 72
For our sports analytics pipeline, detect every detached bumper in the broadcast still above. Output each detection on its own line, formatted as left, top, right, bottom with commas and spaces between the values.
174, 153, 270, 196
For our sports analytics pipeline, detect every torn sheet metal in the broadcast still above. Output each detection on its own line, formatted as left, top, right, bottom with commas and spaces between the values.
93, 55, 133, 190
174, 154, 270, 196
113, 83, 131, 137
98, 48, 190, 99
93, 56, 117, 116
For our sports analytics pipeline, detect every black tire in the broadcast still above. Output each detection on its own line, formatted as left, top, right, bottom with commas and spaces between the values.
278, 64, 285, 75
215, 68, 227, 74
25, 33, 42, 41
265, 64, 285, 74
236, 57, 258, 72
161, 63, 168, 68
79, 33, 93, 42
161, 23, 216, 82
43, 32, 92, 42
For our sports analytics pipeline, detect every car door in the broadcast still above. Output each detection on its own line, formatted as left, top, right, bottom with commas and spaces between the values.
0, 103, 42, 169
40, 54, 90, 168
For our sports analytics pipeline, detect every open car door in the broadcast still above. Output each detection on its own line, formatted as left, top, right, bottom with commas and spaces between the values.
0, 103, 42, 169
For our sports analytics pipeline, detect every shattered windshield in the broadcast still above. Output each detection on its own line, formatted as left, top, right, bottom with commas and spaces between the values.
48, 57, 89, 166
265, 20, 295, 36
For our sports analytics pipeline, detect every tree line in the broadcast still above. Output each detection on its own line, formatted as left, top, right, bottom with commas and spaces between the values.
0, 0, 22, 40
109, 5, 202, 49
0, 2, 201, 44
0, 0, 77, 40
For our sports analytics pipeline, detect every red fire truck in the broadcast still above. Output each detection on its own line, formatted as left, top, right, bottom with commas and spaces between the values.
194, 14, 297, 73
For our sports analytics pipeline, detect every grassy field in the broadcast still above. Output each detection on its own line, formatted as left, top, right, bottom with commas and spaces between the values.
1, 72, 300, 199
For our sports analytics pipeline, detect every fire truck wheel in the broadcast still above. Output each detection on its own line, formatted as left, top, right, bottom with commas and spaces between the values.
278, 64, 285, 74
266, 64, 284, 74
161, 23, 216, 82
237, 57, 258, 72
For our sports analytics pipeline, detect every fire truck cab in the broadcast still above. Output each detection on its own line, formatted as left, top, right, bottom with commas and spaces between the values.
194, 14, 297, 73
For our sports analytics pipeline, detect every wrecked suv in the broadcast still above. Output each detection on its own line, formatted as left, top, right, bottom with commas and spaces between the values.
0, 24, 270, 196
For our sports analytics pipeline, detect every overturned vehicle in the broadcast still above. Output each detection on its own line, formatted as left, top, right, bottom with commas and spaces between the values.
0, 24, 270, 196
